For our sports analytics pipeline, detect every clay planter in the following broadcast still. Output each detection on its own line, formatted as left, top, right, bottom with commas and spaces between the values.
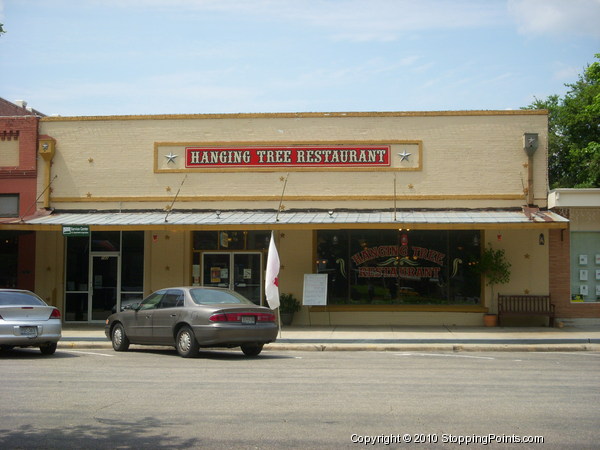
483, 314, 498, 327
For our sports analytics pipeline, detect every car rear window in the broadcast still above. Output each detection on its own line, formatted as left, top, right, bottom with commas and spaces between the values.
0, 292, 45, 306
190, 289, 254, 305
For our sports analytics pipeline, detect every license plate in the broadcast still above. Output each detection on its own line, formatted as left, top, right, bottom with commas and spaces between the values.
241, 316, 256, 325
20, 326, 38, 337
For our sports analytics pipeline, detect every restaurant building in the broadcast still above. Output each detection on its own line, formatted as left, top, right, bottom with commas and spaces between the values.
0, 110, 572, 325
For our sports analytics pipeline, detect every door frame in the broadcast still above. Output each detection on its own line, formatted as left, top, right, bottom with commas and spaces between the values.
89, 252, 120, 323
201, 251, 263, 304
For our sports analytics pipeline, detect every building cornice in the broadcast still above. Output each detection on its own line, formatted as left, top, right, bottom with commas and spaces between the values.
40, 109, 548, 122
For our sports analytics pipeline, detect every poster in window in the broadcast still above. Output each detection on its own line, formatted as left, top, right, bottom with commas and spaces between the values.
579, 254, 588, 265
596, 269, 600, 280
579, 285, 588, 296
580, 270, 588, 281
243, 269, 252, 279
596, 254, 600, 264
211, 267, 221, 283
220, 232, 229, 248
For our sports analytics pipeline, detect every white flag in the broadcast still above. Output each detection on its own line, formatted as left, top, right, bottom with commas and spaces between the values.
265, 231, 280, 309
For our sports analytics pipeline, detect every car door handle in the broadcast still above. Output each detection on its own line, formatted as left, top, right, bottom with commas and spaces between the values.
170, 314, 177, 317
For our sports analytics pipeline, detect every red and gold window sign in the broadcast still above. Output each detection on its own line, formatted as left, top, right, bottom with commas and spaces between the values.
185, 145, 391, 168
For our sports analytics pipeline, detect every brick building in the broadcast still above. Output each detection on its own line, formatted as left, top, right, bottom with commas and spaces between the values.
0, 98, 45, 290
549, 189, 600, 325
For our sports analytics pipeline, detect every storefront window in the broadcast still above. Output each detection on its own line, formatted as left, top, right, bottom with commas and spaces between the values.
194, 231, 218, 250
570, 232, 600, 302
0, 231, 19, 287
193, 230, 270, 250
121, 232, 144, 293
64, 231, 144, 321
317, 229, 481, 305
66, 236, 89, 292
91, 231, 120, 252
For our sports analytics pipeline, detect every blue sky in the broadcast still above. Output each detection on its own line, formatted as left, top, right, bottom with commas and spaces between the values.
1, 0, 599, 116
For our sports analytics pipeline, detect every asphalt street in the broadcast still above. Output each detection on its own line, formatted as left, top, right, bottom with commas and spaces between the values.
2, 348, 599, 449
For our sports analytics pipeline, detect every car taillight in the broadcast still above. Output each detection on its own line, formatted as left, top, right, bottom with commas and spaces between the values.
209, 313, 228, 322
49, 308, 61, 319
256, 313, 276, 322
209, 312, 276, 322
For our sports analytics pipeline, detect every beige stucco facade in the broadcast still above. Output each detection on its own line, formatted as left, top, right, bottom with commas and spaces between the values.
1, 110, 571, 326
38, 111, 549, 211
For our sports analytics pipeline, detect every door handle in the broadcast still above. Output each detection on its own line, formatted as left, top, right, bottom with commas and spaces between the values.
170, 314, 177, 317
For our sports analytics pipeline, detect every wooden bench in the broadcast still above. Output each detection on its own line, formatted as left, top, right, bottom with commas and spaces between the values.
497, 294, 555, 327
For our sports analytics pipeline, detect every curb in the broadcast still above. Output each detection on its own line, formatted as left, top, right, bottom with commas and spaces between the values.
264, 343, 600, 352
58, 341, 600, 352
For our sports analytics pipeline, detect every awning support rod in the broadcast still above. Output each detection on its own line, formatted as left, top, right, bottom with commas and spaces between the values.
164, 174, 187, 223
275, 173, 289, 222
20, 174, 57, 222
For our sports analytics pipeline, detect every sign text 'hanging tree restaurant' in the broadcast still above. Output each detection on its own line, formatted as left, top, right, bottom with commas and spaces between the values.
2, 110, 568, 325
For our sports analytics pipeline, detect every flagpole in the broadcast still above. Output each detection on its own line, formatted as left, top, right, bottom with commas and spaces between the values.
277, 308, 282, 338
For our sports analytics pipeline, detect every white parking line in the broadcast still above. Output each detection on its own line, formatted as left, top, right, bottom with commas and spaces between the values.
61, 350, 114, 357
556, 352, 600, 358
394, 352, 495, 360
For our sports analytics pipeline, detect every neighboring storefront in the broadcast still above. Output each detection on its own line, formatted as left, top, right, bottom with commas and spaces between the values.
0, 98, 44, 291
0, 110, 570, 325
548, 189, 600, 326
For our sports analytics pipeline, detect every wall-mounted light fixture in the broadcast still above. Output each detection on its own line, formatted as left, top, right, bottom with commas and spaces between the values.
539, 233, 545, 245
523, 133, 539, 157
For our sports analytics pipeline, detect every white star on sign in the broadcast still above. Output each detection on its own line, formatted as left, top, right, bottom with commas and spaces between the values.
164, 152, 178, 164
398, 150, 411, 162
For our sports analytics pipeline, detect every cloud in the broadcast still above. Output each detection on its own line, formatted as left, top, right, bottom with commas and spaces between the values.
552, 64, 581, 82
508, 0, 600, 38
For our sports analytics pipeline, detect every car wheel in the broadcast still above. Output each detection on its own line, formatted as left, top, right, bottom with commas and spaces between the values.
40, 342, 57, 355
112, 323, 130, 351
241, 344, 263, 357
176, 326, 199, 358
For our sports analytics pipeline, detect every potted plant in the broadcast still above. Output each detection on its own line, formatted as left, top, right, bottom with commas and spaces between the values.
472, 244, 511, 326
279, 293, 301, 326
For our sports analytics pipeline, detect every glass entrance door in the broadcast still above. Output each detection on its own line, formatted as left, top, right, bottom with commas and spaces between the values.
90, 255, 119, 321
202, 252, 262, 304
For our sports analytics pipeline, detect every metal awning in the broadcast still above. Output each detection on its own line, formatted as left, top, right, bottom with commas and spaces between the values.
0, 208, 569, 230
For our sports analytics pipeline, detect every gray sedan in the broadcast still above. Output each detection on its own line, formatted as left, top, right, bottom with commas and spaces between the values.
105, 287, 278, 357
0, 289, 62, 355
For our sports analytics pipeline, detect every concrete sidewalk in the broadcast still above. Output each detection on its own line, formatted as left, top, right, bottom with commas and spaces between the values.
59, 324, 600, 352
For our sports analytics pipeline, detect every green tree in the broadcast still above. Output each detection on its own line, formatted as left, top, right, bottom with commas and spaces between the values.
524, 54, 600, 188
0, 23, 5, 35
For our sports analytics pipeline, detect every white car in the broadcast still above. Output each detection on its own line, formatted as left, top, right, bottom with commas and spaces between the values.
0, 289, 62, 355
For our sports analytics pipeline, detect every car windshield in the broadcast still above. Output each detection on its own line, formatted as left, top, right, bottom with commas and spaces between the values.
190, 288, 255, 305
0, 292, 45, 306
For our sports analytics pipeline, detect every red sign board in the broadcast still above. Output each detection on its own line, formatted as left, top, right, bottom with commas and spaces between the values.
185, 146, 390, 168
